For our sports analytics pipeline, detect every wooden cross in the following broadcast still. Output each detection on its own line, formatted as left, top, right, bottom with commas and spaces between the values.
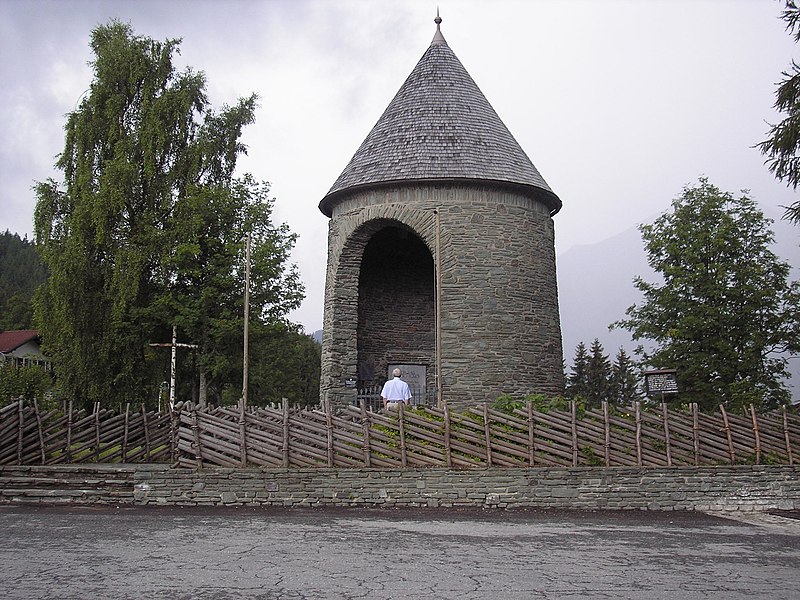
149, 325, 198, 408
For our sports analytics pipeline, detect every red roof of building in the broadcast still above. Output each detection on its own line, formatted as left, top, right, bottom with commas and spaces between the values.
0, 330, 39, 353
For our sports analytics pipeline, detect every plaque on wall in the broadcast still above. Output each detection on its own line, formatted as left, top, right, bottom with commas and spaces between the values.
388, 364, 426, 405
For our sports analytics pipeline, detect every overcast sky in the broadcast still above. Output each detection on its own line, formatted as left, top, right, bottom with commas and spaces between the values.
1, 0, 797, 333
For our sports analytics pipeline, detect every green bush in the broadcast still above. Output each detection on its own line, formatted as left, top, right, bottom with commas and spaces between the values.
0, 363, 55, 409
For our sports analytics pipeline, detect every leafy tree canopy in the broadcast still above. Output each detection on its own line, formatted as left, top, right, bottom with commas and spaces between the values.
33, 21, 307, 409
615, 178, 800, 411
0, 231, 47, 330
759, 1, 800, 222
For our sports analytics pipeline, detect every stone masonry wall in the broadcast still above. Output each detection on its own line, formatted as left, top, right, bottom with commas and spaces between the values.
320, 183, 564, 410
357, 226, 435, 386
2, 465, 798, 512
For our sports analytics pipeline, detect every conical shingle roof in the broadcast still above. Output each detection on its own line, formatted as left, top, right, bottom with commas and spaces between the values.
319, 18, 561, 217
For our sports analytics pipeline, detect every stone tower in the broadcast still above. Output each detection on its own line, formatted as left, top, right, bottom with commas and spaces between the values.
319, 16, 563, 410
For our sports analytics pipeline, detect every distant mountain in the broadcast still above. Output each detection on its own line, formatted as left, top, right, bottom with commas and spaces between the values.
557, 225, 650, 361
311, 329, 323, 344
557, 203, 800, 400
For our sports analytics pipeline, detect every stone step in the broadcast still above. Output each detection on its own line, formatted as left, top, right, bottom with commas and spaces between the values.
0, 487, 135, 504
0, 475, 134, 488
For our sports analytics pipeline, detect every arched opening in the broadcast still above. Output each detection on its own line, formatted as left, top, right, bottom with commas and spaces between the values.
357, 224, 435, 400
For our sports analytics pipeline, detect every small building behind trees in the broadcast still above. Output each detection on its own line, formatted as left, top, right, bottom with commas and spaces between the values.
0, 330, 48, 369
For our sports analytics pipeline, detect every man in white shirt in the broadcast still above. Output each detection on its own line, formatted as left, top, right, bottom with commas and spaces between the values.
381, 368, 412, 410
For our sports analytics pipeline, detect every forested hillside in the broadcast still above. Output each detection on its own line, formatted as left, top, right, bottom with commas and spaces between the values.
0, 230, 47, 330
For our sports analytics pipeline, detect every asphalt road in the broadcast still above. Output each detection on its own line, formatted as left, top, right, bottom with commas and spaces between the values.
1, 505, 799, 599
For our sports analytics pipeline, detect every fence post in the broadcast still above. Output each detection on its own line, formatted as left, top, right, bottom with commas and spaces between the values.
443, 401, 452, 467
122, 403, 130, 464
571, 401, 578, 467
719, 404, 736, 464
282, 398, 290, 468
34, 399, 46, 465
16, 398, 24, 465
360, 398, 372, 467
142, 405, 152, 459
783, 405, 794, 466
93, 402, 101, 462
483, 403, 492, 467
635, 401, 642, 467
661, 403, 673, 467
692, 402, 700, 466
190, 402, 203, 468
66, 400, 73, 463
527, 401, 535, 467
398, 401, 408, 468
749, 404, 761, 465
238, 397, 248, 467
782, 405, 794, 465
169, 403, 178, 465
602, 401, 610, 467
325, 401, 334, 467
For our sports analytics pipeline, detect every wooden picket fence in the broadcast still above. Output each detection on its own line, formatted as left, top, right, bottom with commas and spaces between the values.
2, 397, 798, 468
0, 399, 175, 466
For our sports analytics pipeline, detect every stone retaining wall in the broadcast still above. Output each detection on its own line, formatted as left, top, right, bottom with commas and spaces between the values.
2, 465, 798, 511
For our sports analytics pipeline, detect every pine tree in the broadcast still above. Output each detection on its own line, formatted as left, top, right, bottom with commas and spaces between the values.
609, 347, 641, 406
759, 1, 800, 222
585, 339, 611, 408
566, 342, 590, 400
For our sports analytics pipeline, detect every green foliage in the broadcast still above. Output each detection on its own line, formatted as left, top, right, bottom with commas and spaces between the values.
759, 1, 800, 222
580, 445, 605, 466
492, 393, 574, 414
492, 393, 525, 412
155, 176, 305, 407
609, 347, 642, 405
0, 363, 55, 409
244, 322, 320, 406
194, 321, 319, 407
566, 342, 589, 400
614, 178, 800, 411
33, 22, 305, 410
0, 231, 47, 330
525, 393, 574, 413
586, 339, 611, 408
565, 340, 642, 406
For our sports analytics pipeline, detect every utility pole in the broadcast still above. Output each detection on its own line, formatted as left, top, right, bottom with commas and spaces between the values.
149, 325, 198, 408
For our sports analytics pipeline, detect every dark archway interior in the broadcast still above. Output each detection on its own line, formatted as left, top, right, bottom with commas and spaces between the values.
357, 226, 435, 389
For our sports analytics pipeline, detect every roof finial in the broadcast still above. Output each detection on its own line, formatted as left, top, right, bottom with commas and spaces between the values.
432, 8, 446, 45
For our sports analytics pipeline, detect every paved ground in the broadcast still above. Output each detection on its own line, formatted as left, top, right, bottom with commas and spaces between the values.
1, 505, 799, 599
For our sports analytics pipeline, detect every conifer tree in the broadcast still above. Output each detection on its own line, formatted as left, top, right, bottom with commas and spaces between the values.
566, 342, 590, 400
759, 1, 800, 222
585, 338, 611, 408
609, 347, 641, 406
